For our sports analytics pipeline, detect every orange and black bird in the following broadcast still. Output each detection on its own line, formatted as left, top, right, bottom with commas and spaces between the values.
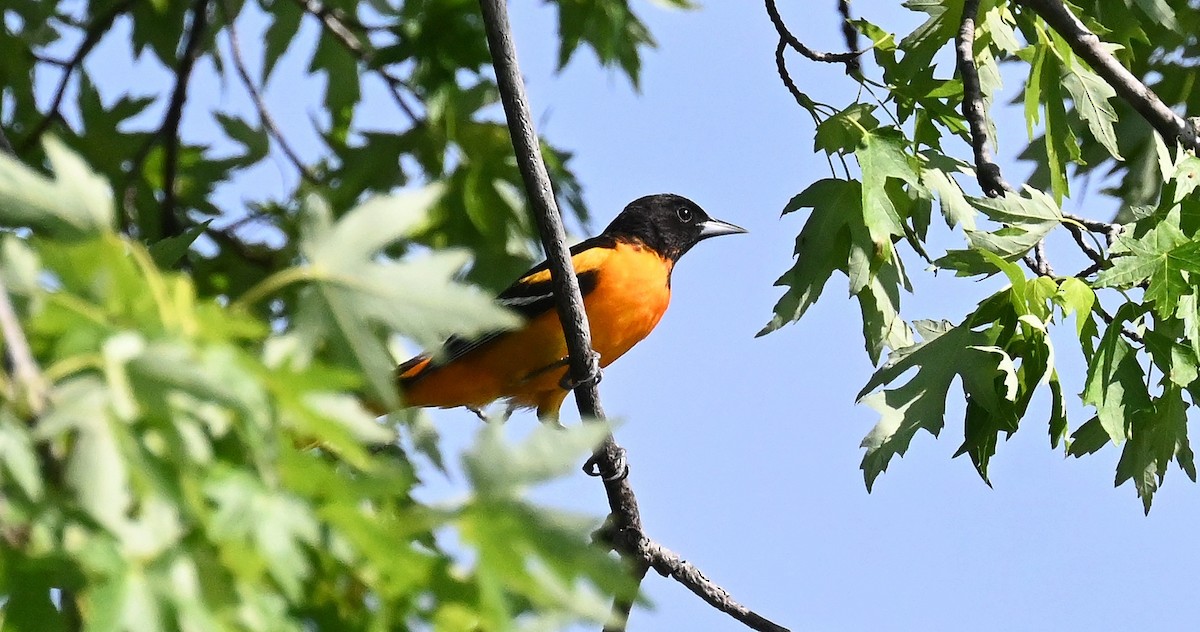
397, 194, 746, 420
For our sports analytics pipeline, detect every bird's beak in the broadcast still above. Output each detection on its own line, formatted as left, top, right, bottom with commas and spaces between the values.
697, 217, 748, 240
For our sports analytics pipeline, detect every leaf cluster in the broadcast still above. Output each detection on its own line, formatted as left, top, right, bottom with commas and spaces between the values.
765, 0, 1200, 510
0, 141, 637, 629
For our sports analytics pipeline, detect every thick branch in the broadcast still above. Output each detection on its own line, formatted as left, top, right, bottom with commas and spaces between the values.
478, 1, 787, 630
1015, 0, 1199, 151
18, 0, 135, 153
956, 0, 1010, 197
160, 0, 211, 238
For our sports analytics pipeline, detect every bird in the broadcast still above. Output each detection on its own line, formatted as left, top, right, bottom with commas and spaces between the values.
397, 193, 746, 420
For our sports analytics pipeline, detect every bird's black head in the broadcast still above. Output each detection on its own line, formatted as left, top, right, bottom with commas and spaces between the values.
601, 194, 746, 261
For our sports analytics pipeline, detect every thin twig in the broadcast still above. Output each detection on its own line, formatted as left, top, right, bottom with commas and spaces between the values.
1063, 212, 1120, 244
956, 0, 1010, 197
0, 126, 13, 157
160, 0, 212, 238
289, 0, 419, 123
291, 0, 364, 55
765, 0, 864, 65
1063, 221, 1105, 266
0, 279, 46, 418
220, 0, 320, 185
1014, 0, 1199, 152
1095, 302, 1144, 344
478, 2, 789, 630
837, 0, 862, 77
18, 0, 135, 153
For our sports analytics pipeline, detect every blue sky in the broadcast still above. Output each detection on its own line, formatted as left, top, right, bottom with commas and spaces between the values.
61, 1, 1200, 630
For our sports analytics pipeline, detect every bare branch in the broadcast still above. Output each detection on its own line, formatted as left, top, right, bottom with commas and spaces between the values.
957, 0, 1010, 197
765, 0, 864, 65
1015, 0, 1200, 152
837, 0, 863, 76
1021, 239, 1054, 277
18, 0, 135, 153
774, 39, 809, 110
219, 0, 320, 185
160, 0, 212, 238
291, 0, 365, 56
478, 2, 789, 630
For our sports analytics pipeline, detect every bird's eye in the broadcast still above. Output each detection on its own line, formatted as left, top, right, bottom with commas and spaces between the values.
676, 207, 693, 223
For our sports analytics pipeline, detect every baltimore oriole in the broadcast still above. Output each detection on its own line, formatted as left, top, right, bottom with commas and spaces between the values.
397, 193, 746, 419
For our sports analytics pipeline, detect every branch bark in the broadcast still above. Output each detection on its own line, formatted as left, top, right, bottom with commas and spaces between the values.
956, 0, 1010, 197
18, 0, 135, 153
1015, 0, 1199, 152
477, 1, 788, 630
159, 0, 211, 239
765, 0, 863, 65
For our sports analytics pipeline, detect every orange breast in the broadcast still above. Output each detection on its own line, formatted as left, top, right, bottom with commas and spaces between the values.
402, 241, 673, 417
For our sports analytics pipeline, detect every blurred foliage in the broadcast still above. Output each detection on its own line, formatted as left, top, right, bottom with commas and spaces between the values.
763, 0, 1200, 511
0, 0, 681, 628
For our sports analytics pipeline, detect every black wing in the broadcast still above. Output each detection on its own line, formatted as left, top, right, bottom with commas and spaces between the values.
423, 235, 614, 366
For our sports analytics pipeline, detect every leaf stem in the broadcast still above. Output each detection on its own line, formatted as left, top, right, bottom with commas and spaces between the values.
233, 266, 318, 310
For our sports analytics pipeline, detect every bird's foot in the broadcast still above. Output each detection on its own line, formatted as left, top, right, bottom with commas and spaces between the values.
583, 445, 628, 482
558, 350, 603, 391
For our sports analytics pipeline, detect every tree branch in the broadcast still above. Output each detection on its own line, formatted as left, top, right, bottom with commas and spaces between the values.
956, 0, 1010, 197
1015, 0, 1199, 152
290, 0, 419, 123
18, 0, 135, 153
477, 1, 788, 630
159, 0, 212, 239
765, 0, 864, 65
0, 125, 13, 157
837, 0, 862, 76
219, 0, 320, 185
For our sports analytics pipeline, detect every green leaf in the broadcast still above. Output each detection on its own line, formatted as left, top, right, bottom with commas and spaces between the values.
1095, 220, 1200, 318
936, 187, 1063, 275
1130, 0, 1177, 30
0, 136, 114, 238
1116, 385, 1191, 512
1055, 277, 1095, 337
205, 470, 320, 601
553, 0, 656, 86
1048, 370, 1068, 449
814, 104, 879, 155
1082, 304, 1152, 444
857, 256, 914, 364
461, 498, 633, 628
148, 220, 210, 268
38, 376, 131, 533
262, 0, 304, 82
759, 179, 857, 335
463, 422, 612, 497
857, 319, 1011, 489
919, 151, 976, 231
0, 409, 44, 500
856, 129, 922, 285
292, 186, 520, 408
1062, 63, 1124, 161
1068, 416, 1112, 457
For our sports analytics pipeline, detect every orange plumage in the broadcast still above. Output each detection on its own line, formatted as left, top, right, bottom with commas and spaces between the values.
397, 194, 745, 419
